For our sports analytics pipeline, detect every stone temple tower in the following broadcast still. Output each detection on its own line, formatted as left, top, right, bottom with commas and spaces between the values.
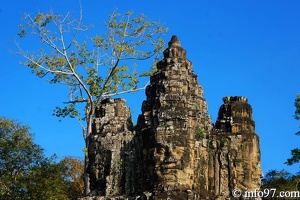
209, 96, 263, 198
87, 98, 135, 196
136, 35, 213, 199
83, 36, 262, 200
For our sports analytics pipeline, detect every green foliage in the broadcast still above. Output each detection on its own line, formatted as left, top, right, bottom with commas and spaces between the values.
82, 147, 88, 157
195, 128, 205, 139
295, 94, 300, 120
286, 94, 300, 166
0, 117, 44, 198
220, 137, 230, 146
17, 24, 26, 38
16, 8, 167, 194
53, 103, 79, 118
17, 8, 168, 123
21, 157, 70, 200
295, 94, 300, 136
60, 156, 85, 199
286, 148, 300, 166
261, 170, 300, 199
0, 117, 84, 199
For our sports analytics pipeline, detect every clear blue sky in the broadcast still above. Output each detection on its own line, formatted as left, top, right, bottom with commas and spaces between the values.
1, 0, 300, 176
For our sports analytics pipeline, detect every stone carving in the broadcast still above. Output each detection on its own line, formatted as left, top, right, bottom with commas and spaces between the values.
210, 97, 263, 198
215, 96, 255, 134
87, 98, 135, 196
81, 36, 262, 200
136, 35, 213, 199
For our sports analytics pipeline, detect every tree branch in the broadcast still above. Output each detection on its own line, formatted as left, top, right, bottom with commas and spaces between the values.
119, 52, 155, 61
63, 99, 88, 104
63, 52, 93, 111
95, 58, 120, 107
102, 80, 150, 98
15, 42, 73, 75
26, 14, 63, 55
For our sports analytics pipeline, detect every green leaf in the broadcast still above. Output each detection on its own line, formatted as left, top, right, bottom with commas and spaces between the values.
17, 8, 168, 122
295, 94, 300, 120
17, 24, 26, 38
52, 104, 79, 118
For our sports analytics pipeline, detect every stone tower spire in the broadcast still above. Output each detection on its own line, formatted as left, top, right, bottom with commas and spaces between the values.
209, 96, 263, 197
168, 35, 180, 47
137, 35, 213, 199
215, 96, 255, 133
87, 98, 134, 196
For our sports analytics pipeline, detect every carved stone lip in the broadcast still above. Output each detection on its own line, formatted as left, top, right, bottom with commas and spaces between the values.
160, 162, 178, 170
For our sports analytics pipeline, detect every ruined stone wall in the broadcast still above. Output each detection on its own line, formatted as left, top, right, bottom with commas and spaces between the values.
83, 36, 262, 200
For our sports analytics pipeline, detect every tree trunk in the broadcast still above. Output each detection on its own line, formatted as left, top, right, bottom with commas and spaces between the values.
84, 155, 90, 196
84, 104, 93, 196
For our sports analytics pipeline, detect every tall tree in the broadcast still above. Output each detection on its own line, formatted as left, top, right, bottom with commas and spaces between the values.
286, 94, 300, 166
60, 156, 85, 199
0, 117, 84, 199
0, 117, 44, 198
261, 169, 300, 199
22, 157, 70, 200
15, 8, 167, 194
24, 156, 84, 200
295, 94, 300, 133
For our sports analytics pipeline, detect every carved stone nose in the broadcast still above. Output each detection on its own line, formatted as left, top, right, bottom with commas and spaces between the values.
163, 149, 177, 164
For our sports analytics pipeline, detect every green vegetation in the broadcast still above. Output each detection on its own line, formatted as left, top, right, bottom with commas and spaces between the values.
16, 8, 167, 194
261, 95, 300, 199
261, 170, 300, 199
0, 117, 84, 199
195, 128, 205, 139
16, 8, 167, 140
286, 94, 300, 166
219, 137, 230, 147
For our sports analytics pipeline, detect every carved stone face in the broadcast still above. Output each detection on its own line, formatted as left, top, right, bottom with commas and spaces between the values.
155, 144, 185, 172
154, 143, 195, 191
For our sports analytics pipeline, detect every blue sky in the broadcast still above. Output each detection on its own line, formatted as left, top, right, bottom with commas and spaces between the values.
1, 0, 300, 176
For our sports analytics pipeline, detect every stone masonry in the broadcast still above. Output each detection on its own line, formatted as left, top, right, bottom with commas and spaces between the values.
87, 98, 135, 196
83, 36, 262, 200
209, 96, 262, 198
136, 35, 213, 199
